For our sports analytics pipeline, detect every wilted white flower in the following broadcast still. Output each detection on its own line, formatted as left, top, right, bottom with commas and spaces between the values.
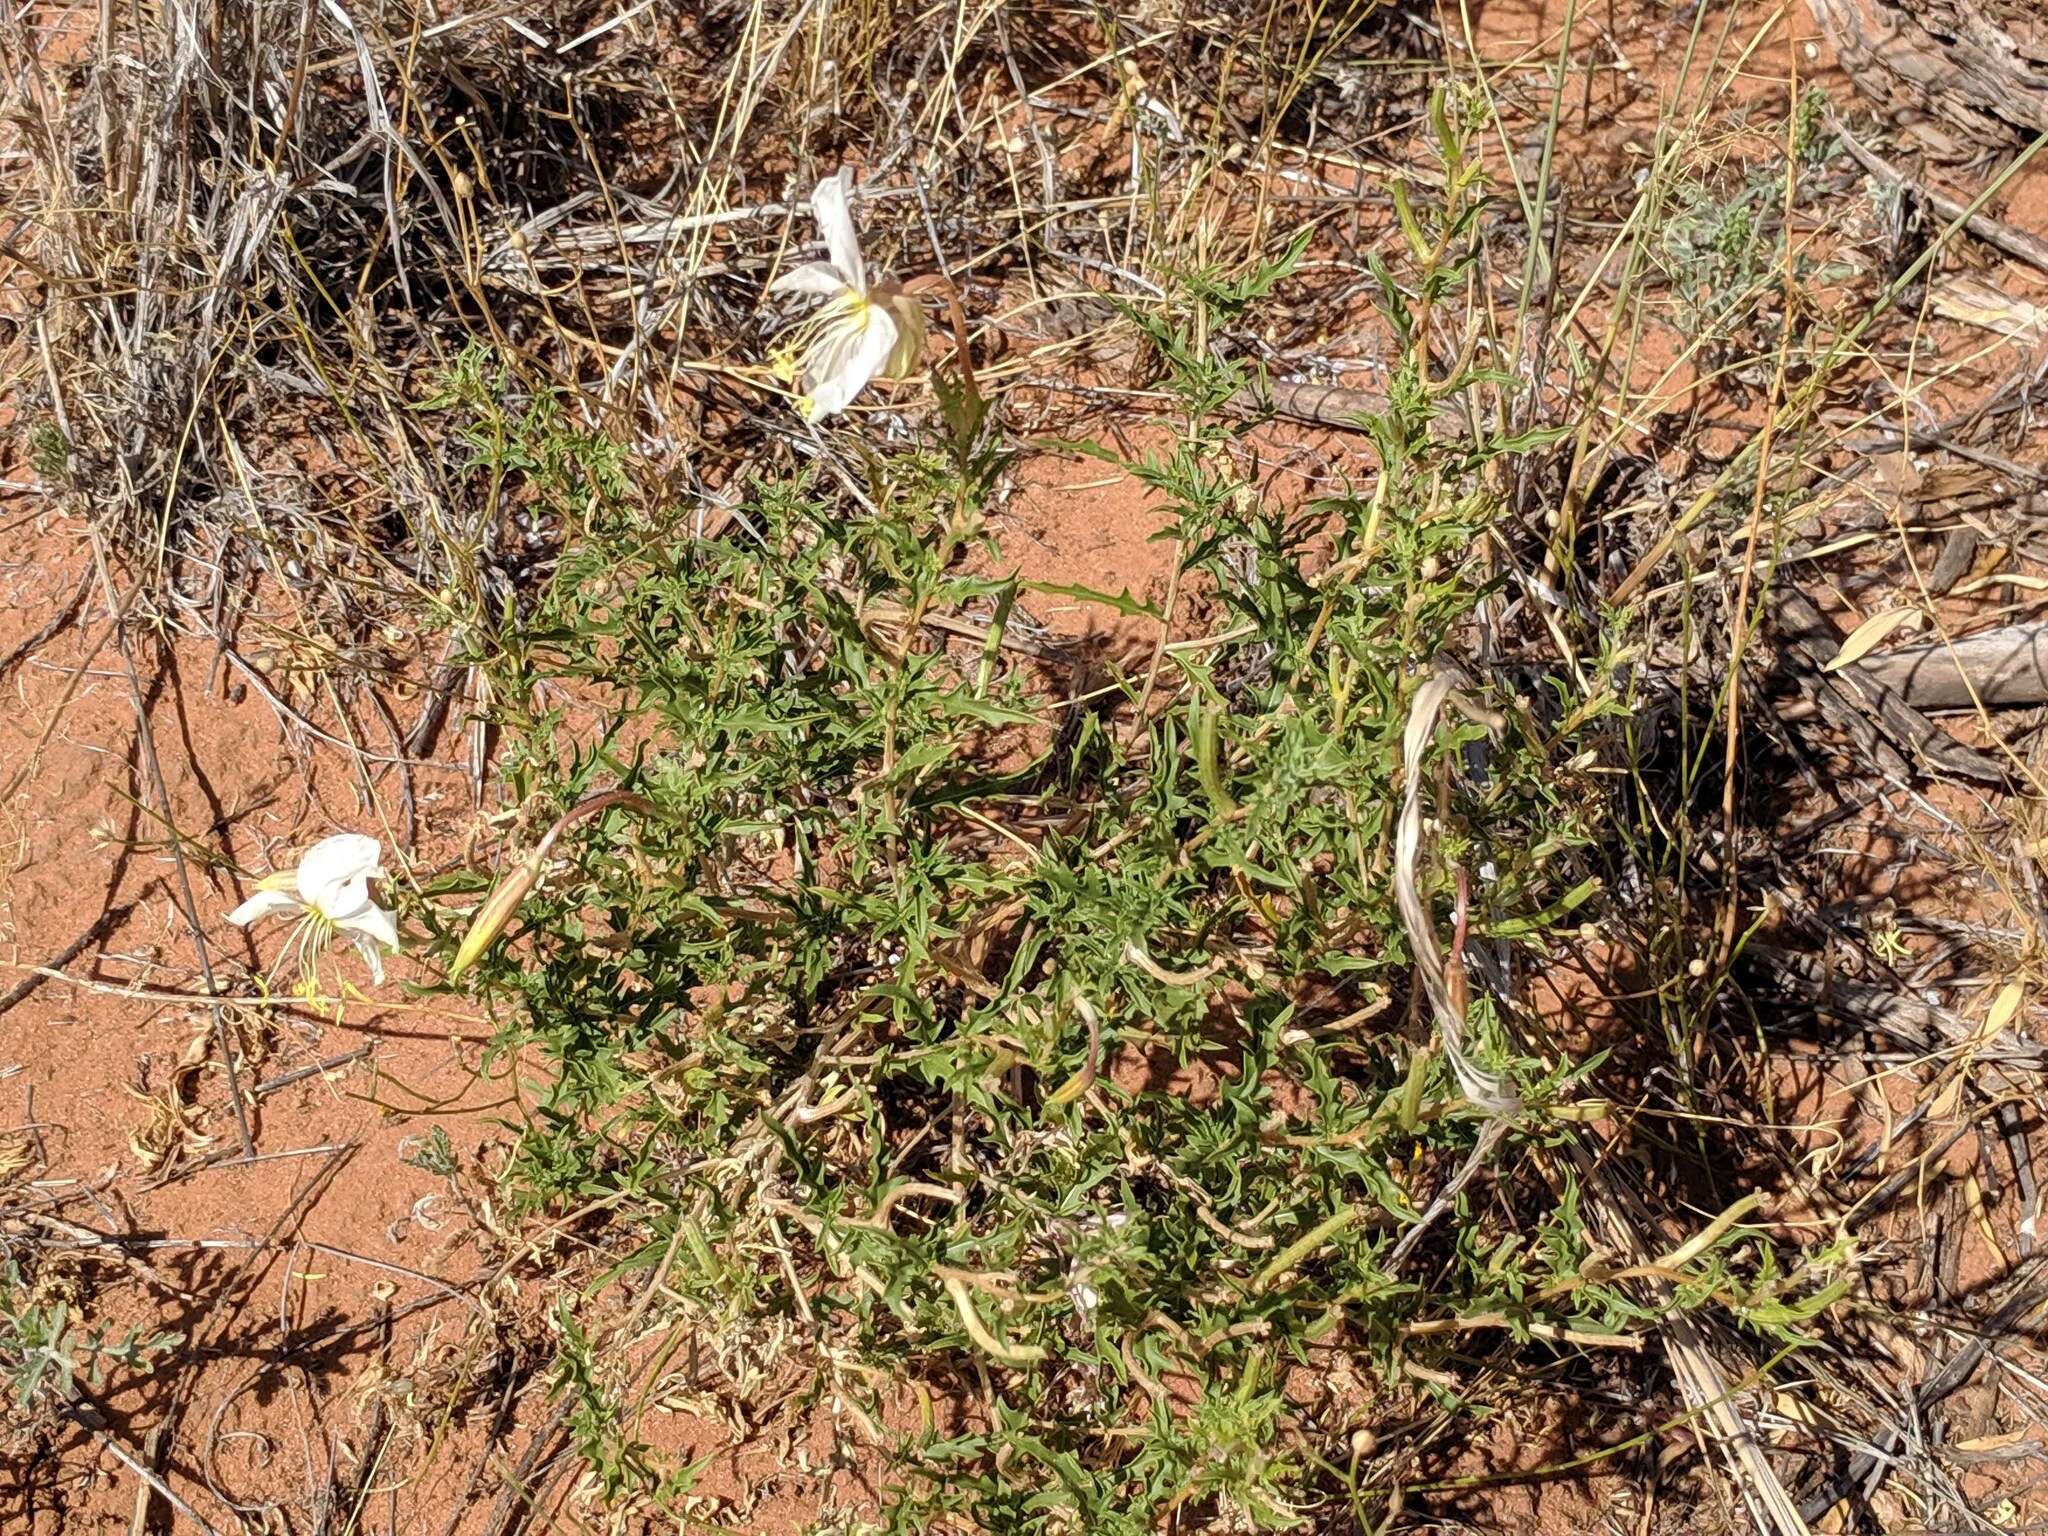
228, 833, 399, 983
769, 170, 927, 420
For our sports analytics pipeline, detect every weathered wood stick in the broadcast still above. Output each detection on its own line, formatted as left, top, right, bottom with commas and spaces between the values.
1859, 622, 2048, 711
1230, 379, 1387, 429
1767, 586, 2007, 783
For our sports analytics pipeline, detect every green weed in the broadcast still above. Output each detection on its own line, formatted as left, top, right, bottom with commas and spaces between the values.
417, 92, 1776, 1532
0, 1262, 179, 1410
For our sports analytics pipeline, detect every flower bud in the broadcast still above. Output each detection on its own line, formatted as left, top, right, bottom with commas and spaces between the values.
449, 852, 543, 979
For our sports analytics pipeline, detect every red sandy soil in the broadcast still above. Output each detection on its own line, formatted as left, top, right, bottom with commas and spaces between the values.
7, 0, 2048, 1533
0, 508, 514, 1530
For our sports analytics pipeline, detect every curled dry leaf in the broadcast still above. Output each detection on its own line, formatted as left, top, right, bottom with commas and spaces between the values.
125, 1086, 214, 1173
1823, 606, 1922, 672
1982, 979, 2024, 1039
1952, 572, 2048, 595
125, 1030, 219, 1173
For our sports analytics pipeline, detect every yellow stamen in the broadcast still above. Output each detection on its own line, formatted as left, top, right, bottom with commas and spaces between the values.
772, 288, 877, 397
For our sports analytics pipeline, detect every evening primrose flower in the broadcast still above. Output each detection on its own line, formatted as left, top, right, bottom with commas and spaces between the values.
769, 170, 927, 420
227, 833, 399, 983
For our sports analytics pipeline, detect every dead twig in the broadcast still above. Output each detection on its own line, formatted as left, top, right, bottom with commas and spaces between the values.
67, 1399, 224, 1536
1828, 111, 2048, 276
0, 565, 92, 681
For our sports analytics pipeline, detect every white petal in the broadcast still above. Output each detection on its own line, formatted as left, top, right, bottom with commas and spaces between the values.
770, 261, 854, 298
336, 901, 400, 957
803, 303, 898, 419
226, 888, 304, 927
297, 833, 384, 916
806, 301, 885, 386
811, 171, 865, 292
352, 933, 386, 985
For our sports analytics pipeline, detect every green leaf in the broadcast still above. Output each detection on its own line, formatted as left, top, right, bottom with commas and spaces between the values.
1018, 579, 1161, 620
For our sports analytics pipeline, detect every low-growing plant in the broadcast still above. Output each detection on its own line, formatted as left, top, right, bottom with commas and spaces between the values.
417, 92, 1809, 1532
0, 1262, 180, 1411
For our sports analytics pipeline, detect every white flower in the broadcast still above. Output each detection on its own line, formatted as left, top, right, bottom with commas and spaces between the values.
228, 833, 400, 983
769, 171, 927, 420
